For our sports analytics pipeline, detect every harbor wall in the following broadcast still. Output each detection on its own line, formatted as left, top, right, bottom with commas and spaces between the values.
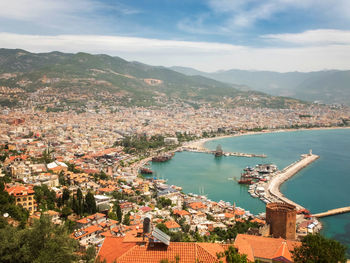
267, 154, 319, 210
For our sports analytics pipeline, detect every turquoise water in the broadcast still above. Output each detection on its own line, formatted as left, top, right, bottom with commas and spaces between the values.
150, 129, 350, 252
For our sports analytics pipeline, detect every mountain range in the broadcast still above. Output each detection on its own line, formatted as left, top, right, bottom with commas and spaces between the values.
171, 67, 350, 105
0, 49, 302, 109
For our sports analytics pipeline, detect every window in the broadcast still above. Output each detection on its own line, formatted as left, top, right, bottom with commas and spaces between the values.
28, 197, 32, 200
17, 198, 21, 201
29, 202, 32, 205
23, 197, 27, 201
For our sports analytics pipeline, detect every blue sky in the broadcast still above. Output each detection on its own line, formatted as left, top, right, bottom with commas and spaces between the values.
1, 0, 350, 72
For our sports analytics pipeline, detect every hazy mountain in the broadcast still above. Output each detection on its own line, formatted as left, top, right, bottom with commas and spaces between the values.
0, 49, 303, 109
171, 66, 350, 105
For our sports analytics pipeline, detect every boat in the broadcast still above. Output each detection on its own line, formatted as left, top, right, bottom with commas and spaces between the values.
140, 167, 153, 174
152, 153, 174, 162
238, 177, 253, 185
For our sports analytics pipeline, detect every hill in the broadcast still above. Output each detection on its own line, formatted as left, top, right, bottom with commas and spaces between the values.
0, 49, 304, 110
171, 66, 350, 105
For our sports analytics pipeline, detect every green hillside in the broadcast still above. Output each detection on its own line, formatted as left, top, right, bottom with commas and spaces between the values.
0, 49, 304, 109
171, 66, 350, 105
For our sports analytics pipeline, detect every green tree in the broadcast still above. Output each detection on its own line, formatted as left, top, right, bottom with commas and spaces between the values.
122, 213, 130, 226
292, 233, 347, 263
84, 192, 96, 214
83, 245, 96, 263
61, 206, 72, 219
62, 188, 70, 205
217, 246, 248, 263
114, 202, 122, 222
0, 215, 78, 263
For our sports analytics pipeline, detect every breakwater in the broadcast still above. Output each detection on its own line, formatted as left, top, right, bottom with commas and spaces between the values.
179, 146, 267, 158
313, 206, 350, 218
266, 153, 319, 210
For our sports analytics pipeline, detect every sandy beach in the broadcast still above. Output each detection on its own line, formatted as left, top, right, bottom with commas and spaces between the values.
185, 126, 350, 150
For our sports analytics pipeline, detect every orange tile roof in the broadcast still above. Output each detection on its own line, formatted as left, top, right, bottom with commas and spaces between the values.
97, 237, 136, 263
250, 218, 265, 225
173, 209, 190, 216
164, 220, 180, 230
98, 237, 230, 263
6, 185, 34, 196
224, 212, 235, 218
273, 241, 293, 262
234, 209, 245, 216
188, 202, 207, 210
71, 225, 102, 240
234, 234, 301, 262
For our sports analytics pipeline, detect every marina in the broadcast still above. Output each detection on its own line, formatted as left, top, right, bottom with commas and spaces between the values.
179, 146, 267, 158
151, 129, 350, 252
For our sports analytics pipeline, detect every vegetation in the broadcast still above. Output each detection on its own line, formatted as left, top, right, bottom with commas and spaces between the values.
0, 215, 78, 263
0, 180, 28, 227
210, 220, 260, 242
292, 233, 347, 263
33, 185, 57, 211
0, 48, 307, 109
217, 246, 248, 263
115, 135, 167, 154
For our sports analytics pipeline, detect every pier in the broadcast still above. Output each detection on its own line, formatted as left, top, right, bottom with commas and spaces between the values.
180, 146, 267, 158
312, 206, 350, 218
266, 152, 319, 210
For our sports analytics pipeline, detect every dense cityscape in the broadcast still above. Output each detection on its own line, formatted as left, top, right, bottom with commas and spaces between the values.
0, 97, 349, 262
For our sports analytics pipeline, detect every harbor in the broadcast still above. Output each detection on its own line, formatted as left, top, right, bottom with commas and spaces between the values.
266, 151, 319, 210
179, 146, 267, 158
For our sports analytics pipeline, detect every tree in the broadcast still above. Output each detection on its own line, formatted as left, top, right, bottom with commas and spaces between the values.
62, 188, 70, 205
84, 192, 96, 214
115, 202, 122, 222
83, 245, 96, 263
0, 215, 78, 263
292, 233, 347, 263
75, 188, 83, 216
122, 213, 130, 226
217, 246, 248, 263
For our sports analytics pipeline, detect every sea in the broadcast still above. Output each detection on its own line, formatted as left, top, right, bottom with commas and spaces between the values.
150, 128, 350, 253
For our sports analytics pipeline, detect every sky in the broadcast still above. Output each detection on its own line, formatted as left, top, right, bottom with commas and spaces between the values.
1, 0, 350, 72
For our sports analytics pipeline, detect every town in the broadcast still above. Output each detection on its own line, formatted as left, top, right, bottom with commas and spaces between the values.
0, 101, 349, 262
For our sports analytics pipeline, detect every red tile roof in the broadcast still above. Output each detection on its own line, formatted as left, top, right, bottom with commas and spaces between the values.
188, 202, 207, 210
234, 234, 301, 262
71, 225, 102, 240
164, 220, 180, 230
6, 185, 35, 196
97, 237, 230, 263
173, 209, 190, 216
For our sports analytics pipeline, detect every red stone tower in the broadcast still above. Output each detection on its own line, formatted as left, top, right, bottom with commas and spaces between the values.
266, 202, 296, 240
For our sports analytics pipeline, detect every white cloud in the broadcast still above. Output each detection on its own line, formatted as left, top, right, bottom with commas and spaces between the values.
262, 29, 350, 46
1, 32, 350, 72
207, 0, 350, 29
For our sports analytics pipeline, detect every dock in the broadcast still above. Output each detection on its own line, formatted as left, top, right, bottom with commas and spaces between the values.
312, 206, 350, 218
266, 152, 319, 210
180, 147, 267, 158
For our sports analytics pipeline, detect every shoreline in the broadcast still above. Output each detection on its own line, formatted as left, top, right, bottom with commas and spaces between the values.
186, 126, 350, 150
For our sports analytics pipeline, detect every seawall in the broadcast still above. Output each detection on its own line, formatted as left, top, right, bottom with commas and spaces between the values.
267, 153, 319, 210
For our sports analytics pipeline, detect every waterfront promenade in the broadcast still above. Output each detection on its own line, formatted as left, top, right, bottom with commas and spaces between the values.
267, 153, 320, 210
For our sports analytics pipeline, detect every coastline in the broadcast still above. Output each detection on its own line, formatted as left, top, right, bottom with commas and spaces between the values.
186, 126, 350, 150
